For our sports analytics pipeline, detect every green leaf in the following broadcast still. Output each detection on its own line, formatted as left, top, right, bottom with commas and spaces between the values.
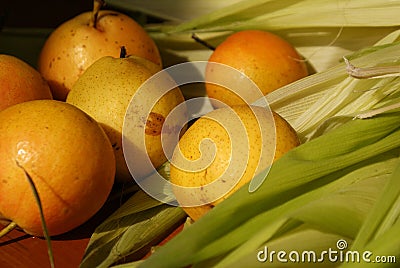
349, 158, 400, 251
190, 155, 397, 268
227, 226, 349, 268
340, 220, 400, 268
138, 110, 400, 268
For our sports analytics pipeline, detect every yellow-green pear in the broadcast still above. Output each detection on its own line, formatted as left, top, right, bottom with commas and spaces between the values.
66, 52, 186, 182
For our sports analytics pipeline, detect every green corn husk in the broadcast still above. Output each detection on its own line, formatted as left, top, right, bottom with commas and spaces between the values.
351, 159, 400, 250
230, 226, 350, 268
136, 106, 400, 267
339, 159, 400, 268
201, 157, 397, 268
343, 220, 400, 268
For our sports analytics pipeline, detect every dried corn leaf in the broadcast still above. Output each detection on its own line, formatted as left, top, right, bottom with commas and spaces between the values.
105, 0, 243, 22
156, 0, 400, 33
80, 163, 186, 268
260, 35, 400, 141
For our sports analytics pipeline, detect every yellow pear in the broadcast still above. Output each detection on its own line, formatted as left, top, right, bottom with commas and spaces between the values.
67, 53, 186, 183
170, 105, 300, 221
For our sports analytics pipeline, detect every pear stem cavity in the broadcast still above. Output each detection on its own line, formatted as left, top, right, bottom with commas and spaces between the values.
16, 161, 55, 268
89, 0, 105, 28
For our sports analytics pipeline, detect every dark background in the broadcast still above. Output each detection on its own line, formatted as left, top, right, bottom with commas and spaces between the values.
0, 0, 155, 67
1, 0, 92, 28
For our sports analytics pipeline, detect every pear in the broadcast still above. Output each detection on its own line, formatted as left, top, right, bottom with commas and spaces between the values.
38, 0, 162, 101
170, 105, 300, 221
0, 54, 52, 112
66, 51, 186, 183
0, 100, 115, 236
205, 30, 308, 108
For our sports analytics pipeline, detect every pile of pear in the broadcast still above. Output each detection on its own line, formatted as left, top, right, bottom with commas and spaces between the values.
0, 0, 306, 236
0, 0, 184, 237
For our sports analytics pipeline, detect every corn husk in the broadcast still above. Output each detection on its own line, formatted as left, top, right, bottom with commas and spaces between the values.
264, 34, 400, 141
107, 0, 400, 71
137, 105, 400, 268
79, 163, 186, 268
105, 0, 243, 22
339, 158, 400, 268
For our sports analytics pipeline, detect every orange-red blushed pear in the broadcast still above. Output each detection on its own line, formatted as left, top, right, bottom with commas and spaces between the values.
0, 54, 52, 111
0, 100, 115, 236
205, 30, 308, 108
37, 2, 162, 101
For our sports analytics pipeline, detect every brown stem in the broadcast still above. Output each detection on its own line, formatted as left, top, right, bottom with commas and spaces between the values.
89, 0, 105, 28
120, 46, 127, 58
191, 33, 216, 51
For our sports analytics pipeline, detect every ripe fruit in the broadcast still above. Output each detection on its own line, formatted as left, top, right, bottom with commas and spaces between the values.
37, 0, 162, 101
170, 105, 300, 221
0, 54, 52, 112
205, 30, 308, 108
0, 100, 115, 236
66, 53, 185, 182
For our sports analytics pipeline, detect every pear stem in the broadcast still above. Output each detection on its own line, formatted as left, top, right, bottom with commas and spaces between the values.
120, 46, 127, 58
191, 33, 216, 51
0, 222, 17, 238
16, 161, 55, 268
89, 0, 105, 28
